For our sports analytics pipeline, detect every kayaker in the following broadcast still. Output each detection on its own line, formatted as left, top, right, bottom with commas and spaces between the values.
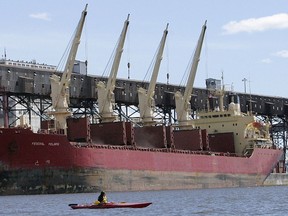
94, 191, 108, 205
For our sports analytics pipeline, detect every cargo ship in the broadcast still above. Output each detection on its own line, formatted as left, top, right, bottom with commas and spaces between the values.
0, 5, 283, 195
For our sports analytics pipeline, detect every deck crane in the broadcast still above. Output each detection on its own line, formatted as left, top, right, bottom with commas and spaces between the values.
175, 21, 207, 129
137, 24, 168, 126
97, 15, 130, 122
49, 4, 88, 133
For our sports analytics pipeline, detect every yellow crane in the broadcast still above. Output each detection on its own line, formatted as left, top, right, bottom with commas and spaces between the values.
137, 24, 169, 126
49, 4, 88, 133
97, 15, 130, 122
175, 21, 207, 129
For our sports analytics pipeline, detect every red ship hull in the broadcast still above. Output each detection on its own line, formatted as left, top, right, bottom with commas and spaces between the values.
0, 126, 283, 195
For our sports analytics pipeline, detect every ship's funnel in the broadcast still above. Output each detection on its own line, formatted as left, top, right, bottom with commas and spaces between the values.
228, 94, 240, 104
228, 94, 241, 114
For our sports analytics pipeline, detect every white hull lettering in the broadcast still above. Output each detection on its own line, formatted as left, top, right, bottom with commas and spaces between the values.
48, 142, 60, 146
32, 142, 45, 146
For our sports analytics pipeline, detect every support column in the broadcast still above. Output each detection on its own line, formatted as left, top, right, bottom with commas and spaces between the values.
2, 93, 9, 128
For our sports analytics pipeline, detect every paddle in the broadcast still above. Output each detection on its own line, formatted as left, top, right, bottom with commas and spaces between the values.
68, 204, 78, 206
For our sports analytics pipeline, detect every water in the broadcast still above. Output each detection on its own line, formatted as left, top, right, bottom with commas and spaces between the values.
0, 186, 287, 216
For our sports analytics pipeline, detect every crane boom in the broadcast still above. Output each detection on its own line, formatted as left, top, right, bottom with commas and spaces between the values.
97, 15, 130, 122
49, 4, 88, 132
138, 24, 168, 125
175, 21, 207, 128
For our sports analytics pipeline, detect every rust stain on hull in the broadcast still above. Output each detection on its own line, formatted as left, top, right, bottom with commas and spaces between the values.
0, 167, 264, 195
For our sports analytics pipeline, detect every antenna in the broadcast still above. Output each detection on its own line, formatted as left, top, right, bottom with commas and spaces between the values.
166, 72, 169, 85
85, 60, 88, 76
221, 70, 225, 91
248, 78, 253, 115
4, 48, 7, 60
127, 62, 130, 79
242, 78, 247, 93
126, 16, 131, 80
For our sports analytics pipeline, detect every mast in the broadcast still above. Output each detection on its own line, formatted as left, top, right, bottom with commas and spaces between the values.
97, 15, 130, 122
49, 4, 88, 133
175, 20, 207, 129
138, 24, 169, 126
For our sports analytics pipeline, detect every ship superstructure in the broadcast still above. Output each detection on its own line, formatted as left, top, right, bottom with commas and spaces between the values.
192, 80, 273, 156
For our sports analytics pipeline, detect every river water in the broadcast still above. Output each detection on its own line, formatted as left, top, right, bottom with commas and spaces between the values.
0, 186, 287, 216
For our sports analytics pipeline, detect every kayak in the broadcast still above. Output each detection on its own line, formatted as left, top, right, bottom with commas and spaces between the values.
69, 202, 152, 209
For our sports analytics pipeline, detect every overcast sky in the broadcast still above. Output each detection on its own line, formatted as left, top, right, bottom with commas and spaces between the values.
1, 0, 288, 98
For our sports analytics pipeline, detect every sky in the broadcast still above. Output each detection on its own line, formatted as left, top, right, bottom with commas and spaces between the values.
1, 0, 288, 98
